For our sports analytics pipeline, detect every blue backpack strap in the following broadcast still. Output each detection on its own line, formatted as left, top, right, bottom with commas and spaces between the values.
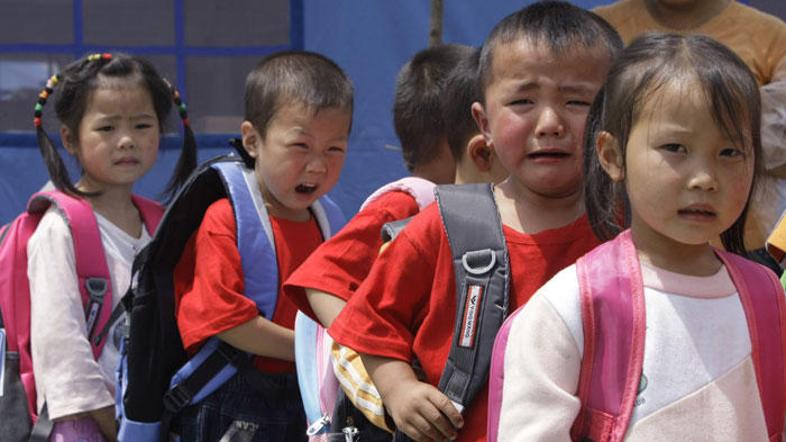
212, 161, 279, 319
312, 194, 346, 237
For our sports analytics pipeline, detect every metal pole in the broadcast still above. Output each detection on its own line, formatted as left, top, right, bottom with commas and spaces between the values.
429, 0, 443, 46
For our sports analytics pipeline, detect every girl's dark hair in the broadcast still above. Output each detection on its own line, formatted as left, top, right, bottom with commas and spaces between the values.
237, 50, 353, 168
584, 33, 762, 256
35, 53, 197, 201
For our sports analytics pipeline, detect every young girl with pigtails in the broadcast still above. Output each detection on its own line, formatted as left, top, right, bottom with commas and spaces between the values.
27, 53, 196, 441
491, 33, 786, 441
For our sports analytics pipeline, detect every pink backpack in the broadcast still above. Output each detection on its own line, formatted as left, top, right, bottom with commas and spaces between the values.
0, 190, 162, 439
488, 229, 786, 442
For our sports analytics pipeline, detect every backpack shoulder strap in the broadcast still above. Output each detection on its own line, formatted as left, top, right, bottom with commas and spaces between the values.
716, 251, 786, 441
381, 217, 414, 243
29, 191, 114, 358
434, 183, 509, 412
486, 305, 525, 442
571, 229, 646, 442
359, 176, 436, 211
130, 194, 164, 235
312, 194, 346, 239
212, 161, 279, 319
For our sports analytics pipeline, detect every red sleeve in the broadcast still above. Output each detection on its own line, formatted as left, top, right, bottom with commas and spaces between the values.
328, 205, 448, 362
174, 198, 259, 353
283, 191, 421, 321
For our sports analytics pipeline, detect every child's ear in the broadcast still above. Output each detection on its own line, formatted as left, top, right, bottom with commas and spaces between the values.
471, 101, 492, 145
467, 134, 493, 172
240, 121, 260, 159
59, 125, 77, 155
596, 131, 624, 182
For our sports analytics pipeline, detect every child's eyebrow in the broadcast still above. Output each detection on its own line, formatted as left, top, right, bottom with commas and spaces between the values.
512, 81, 540, 93
92, 113, 157, 122
557, 84, 596, 95
285, 127, 348, 142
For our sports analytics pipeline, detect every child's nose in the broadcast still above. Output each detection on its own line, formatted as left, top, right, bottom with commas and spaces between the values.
687, 160, 718, 191
306, 155, 327, 174
118, 132, 135, 150
535, 107, 564, 138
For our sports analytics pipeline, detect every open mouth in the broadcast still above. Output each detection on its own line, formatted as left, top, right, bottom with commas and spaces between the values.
295, 183, 318, 194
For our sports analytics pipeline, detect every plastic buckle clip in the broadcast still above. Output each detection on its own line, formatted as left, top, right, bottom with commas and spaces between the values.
162, 385, 192, 413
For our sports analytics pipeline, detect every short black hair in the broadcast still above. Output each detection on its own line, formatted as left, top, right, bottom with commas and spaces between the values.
584, 33, 762, 256
244, 50, 353, 138
441, 47, 482, 161
394, 44, 476, 171
478, 1, 622, 97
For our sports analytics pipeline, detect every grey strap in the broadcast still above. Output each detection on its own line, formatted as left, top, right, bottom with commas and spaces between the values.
380, 217, 414, 243
435, 183, 509, 412
28, 404, 54, 442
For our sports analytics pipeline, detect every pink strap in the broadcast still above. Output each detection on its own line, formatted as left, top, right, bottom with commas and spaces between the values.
486, 308, 522, 442
31, 192, 162, 358
717, 251, 786, 441
571, 230, 647, 442
131, 194, 164, 234
32, 192, 110, 359
316, 326, 338, 416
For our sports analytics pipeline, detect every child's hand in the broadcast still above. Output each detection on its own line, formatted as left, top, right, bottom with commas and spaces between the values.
385, 378, 464, 441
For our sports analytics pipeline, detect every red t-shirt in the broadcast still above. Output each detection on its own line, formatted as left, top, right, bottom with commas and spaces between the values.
283, 190, 421, 320
174, 198, 324, 373
328, 204, 601, 441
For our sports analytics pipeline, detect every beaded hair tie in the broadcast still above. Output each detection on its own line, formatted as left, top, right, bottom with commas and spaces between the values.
34, 53, 190, 129
165, 79, 190, 127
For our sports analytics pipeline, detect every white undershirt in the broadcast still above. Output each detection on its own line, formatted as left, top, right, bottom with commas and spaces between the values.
28, 207, 150, 420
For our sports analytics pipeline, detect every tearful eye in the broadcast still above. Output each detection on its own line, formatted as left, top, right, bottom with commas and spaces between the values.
660, 143, 686, 154
509, 98, 534, 106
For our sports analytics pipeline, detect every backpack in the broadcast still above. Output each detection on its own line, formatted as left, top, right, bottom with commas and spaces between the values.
116, 155, 345, 442
295, 176, 436, 440
487, 229, 786, 442
298, 183, 510, 441
0, 190, 162, 442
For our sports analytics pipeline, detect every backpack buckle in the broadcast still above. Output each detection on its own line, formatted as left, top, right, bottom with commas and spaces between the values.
84, 277, 108, 340
462, 249, 496, 275
162, 384, 193, 413
85, 277, 108, 300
